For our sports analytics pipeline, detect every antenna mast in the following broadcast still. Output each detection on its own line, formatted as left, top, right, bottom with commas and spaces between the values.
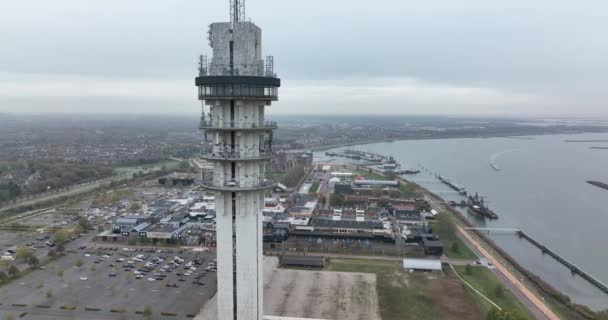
230, 0, 246, 26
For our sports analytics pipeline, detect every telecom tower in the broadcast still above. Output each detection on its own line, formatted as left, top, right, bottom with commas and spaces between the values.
196, 0, 279, 319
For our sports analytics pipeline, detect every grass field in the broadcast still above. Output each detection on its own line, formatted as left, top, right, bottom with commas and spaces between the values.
453, 265, 532, 318
328, 258, 485, 320
354, 170, 387, 180
430, 216, 477, 260
309, 181, 320, 193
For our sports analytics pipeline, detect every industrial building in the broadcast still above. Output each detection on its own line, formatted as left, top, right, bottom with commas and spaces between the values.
279, 255, 326, 268
394, 209, 426, 227
353, 179, 399, 187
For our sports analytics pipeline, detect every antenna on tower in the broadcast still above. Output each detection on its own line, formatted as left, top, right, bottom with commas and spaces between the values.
265, 56, 274, 77
198, 55, 208, 76
230, 0, 246, 26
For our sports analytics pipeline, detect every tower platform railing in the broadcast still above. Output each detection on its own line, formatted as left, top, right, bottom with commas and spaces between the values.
199, 120, 277, 130
200, 148, 274, 161
201, 174, 275, 191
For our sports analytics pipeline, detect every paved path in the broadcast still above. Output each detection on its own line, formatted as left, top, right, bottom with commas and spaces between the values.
267, 251, 476, 266
423, 194, 559, 320
457, 225, 560, 320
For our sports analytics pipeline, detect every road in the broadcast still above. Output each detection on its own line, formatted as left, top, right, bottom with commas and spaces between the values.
0, 174, 131, 215
0, 159, 181, 216
266, 251, 476, 266
424, 194, 559, 320
457, 225, 560, 320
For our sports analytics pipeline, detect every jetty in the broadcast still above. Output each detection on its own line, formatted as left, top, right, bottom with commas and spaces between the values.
465, 227, 608, 294
325, 149, 391, 163
518, 230, 608, 295
438, 175, 467, 195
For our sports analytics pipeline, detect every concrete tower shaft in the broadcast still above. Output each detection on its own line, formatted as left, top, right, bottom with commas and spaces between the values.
196, 8, 280, 320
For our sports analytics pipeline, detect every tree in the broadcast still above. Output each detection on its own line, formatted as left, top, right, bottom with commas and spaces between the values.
280, 165, 305, 188
486, 308, 528, 320
143, 306, 153, 318
128, 202, 141, 212
384, 170, 397, 180
27, 255, 40, 266
15, 246, 34, 261
494, 283, 505, 298
388, 190, 401, 199
329, 194, 345, 207
53, 228, 70, 245
0, 271, 7, 281
46, 288, 53, 299
56, 243, 66, 253
319, 195, 327, 207
75, 259, 84, 268
465, 264, 473, 275
77, 217, 91, 231
8, 264, 19, 276
178, 161, 190, 170
72, 225, 84, 237
451, 242, 461, 254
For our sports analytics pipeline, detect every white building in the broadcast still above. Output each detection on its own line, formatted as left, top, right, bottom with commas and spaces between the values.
330, 172, 353, 178
196, 1, 280, 319
402, 258, 442, 272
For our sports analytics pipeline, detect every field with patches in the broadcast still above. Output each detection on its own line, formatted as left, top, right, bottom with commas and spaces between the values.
328, 258, 486, 320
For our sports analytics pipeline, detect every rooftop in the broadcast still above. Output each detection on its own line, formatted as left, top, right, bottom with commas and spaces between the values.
311, 216, 383, 230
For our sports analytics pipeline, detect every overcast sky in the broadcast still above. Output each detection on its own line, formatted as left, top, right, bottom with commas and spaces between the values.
1, 0, 607, 116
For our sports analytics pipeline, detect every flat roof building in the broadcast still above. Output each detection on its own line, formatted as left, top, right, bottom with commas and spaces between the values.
353, 179, 399, 187
402, 258, 442, 272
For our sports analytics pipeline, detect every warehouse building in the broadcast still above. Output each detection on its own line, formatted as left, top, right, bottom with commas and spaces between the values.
402, 258, 442, 272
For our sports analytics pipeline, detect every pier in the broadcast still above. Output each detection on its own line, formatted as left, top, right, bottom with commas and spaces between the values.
325, 149, 392, 163
517, 230, 608, 295
464, 227, 520, 233
464, 227, 608, 294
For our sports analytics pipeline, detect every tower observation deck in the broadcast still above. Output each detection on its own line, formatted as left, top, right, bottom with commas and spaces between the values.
195, 1, 280, 319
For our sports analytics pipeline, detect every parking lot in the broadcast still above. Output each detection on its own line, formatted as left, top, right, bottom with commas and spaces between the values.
0, 246, 217, 319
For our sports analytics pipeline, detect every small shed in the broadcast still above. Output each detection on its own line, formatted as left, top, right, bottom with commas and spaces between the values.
402, 258, 442, 272
279, 255, 326, 268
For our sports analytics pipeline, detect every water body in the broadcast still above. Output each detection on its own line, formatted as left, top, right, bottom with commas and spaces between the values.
315, 133, 608, 310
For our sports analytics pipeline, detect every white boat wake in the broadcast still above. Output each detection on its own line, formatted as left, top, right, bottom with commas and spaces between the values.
489, 149, 521, 171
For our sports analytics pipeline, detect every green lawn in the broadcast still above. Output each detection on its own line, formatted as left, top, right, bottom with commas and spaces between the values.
309, 181, 320, 193
328, 259, 444, 320
354, 170, 387, 180
453, 266, 532, 318
430, 217, 477, 260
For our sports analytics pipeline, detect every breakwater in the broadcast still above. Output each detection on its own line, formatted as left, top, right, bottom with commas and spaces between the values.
518, 230, 608, 295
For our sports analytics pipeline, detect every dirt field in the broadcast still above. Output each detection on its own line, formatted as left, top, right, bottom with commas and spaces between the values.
263, 258, 381, 320
197, 257, 381, 320
327, 258, 485, 320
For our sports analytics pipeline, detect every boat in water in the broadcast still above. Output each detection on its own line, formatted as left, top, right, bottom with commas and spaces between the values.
587, 180, 608, 191
438, 175, 467, 196
396, 169, 420, 174
467, 193, 498, 219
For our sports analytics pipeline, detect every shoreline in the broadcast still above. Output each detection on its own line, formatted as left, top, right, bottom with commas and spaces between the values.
344, 163, 600, 319
300, 130, 608, 153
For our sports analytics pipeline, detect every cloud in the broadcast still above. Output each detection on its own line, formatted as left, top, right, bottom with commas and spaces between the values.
0, 0, 606, 116
279, 78, 554, 115
0, 72, 562, 116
